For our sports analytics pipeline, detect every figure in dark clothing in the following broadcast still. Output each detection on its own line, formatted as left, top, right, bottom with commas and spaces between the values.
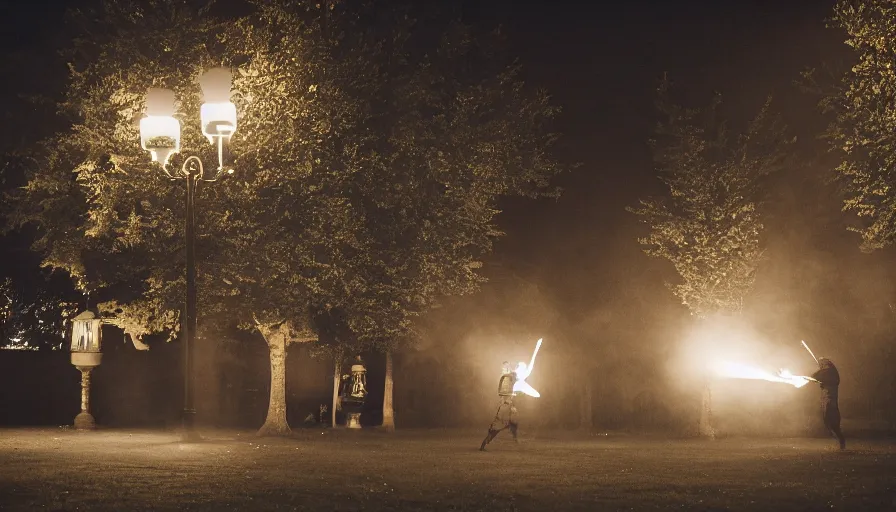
811, 357, 846, 450
479, 362, 519, 451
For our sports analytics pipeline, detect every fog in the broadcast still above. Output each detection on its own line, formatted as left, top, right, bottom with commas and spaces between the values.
378, 0, 896, 435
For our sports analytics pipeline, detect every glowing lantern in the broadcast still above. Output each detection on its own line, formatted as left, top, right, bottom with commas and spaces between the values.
70, 310, 103, 430
199, 67, 237, 143
70, 310, 102, 358
140, 88, 181, 166
349, 361, 368, 399
338, 356, 368, 429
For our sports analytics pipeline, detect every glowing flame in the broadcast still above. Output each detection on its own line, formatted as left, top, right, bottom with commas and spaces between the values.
513, 378, 540, 398
513, 338, 543, 398
711, 361, 812, 388
778, 369, 812, 389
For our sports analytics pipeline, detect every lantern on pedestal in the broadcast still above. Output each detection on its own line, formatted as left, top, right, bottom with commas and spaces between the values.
339, 356, 368, 429
70, 311, 103, 430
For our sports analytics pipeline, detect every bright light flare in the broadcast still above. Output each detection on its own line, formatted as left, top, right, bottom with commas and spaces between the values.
711, 361, 811, 388
513, 379, 540, 398
140, 116, 181, 166
801, 340, 819, 364
199, 67, 233, 103
778, 369, 811, 389
141, 88, 181, 166
200, 102, 237, 142
512, 338, 543, 397
199, 67, 237, 143
145, 88, 176, 116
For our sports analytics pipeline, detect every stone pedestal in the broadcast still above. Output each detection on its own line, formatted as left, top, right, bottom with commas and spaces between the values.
74, 410, 96, 430
346, 412, 362, 429
71, 354, 102, 431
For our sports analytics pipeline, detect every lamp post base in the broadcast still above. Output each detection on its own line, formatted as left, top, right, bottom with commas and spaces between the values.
346, 412, 362, 429
74, 412, 96, 430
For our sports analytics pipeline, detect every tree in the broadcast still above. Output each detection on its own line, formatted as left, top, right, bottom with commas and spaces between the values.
0, 274, 79, 351
628, 77, 792, 436
5, 0, 563, 437
382, 350, 395, 430
4, 0, 343, 436
222, 1, 563, 432
818, 0, 896, 251
3, 0, 222, 351
347, 9, 563, 429
306, 308, 358, 428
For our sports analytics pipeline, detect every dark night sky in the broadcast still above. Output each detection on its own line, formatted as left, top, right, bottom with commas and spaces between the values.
479, 0, 846, 316
0, 0, 853, 313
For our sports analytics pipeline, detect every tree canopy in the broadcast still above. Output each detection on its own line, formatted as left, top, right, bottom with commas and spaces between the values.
4, 0, 563, 355
819, 0, 896, 251
0, 274, 78, 351
628, 77, 793, 317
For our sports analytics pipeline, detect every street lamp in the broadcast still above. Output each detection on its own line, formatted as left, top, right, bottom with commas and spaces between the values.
138, 68, 238, 441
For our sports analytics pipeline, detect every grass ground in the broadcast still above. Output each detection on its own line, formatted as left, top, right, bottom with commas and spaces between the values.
0, 427, 894, 511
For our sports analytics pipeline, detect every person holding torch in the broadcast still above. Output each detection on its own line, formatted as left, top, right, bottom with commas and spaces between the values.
479, 338, 543, 451
801, 342, 845, 450
811, 357, 846, 450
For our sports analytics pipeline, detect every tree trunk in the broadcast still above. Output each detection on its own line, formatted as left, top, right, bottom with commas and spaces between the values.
579, 371, 593, 431
382, 351, 395, 431
331, 354, 341, 428
698, 380, 715, 439
257, 324, 291, 437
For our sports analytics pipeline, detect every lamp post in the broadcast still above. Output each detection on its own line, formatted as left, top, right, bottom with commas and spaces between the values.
138, 68, 238, 441
70, 310, 103, 430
